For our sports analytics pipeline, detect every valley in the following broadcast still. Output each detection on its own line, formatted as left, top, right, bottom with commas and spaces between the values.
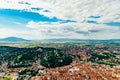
0, 42, 120, 80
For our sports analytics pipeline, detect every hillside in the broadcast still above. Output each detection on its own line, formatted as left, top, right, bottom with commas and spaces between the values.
0, 37, 30, 43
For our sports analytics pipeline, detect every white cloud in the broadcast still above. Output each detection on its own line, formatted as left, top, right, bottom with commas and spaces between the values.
0, 21, 119, 40
0, 27, 45, 40
0, 0, 120, 39
0, 0, 120, 22
26, 21, 120, 39
0, 28, 18, 38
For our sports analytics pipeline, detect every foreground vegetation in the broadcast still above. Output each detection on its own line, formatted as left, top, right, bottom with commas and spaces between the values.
0, 46, 73, 68
89, 52, 120, 66
41, 50, 72, 68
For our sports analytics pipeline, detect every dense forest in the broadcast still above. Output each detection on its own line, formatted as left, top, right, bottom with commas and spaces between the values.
0, 46, 73, 68
0, 44, 120, 68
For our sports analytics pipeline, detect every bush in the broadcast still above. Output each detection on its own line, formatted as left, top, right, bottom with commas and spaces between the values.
19, 69, 38, 76
4, 75, 12, 80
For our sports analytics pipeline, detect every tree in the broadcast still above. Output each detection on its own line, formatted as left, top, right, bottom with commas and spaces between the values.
4, 75, 12, 80
40, 50, 72, 68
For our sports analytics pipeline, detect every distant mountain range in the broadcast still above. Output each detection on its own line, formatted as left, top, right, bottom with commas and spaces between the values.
0, 37, 120, 43
0, 37, 30, 43
41, 38, 120, 43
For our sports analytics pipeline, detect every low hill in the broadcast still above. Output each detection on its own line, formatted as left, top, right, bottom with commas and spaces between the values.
41, 38, 120, 43
0, 37, 30, 43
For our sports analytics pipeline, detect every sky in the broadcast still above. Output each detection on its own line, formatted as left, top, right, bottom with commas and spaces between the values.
0, 0, 120, 40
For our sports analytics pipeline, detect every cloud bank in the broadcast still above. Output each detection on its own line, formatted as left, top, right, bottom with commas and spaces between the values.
0, 0, 120, 39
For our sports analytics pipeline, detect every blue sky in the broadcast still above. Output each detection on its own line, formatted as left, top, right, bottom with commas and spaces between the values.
0, 0, 120, 40
0, 9, 75, 26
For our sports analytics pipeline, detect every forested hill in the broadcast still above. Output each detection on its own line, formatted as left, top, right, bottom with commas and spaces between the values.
0, 37, 30, 43
0, 46, 73, 68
